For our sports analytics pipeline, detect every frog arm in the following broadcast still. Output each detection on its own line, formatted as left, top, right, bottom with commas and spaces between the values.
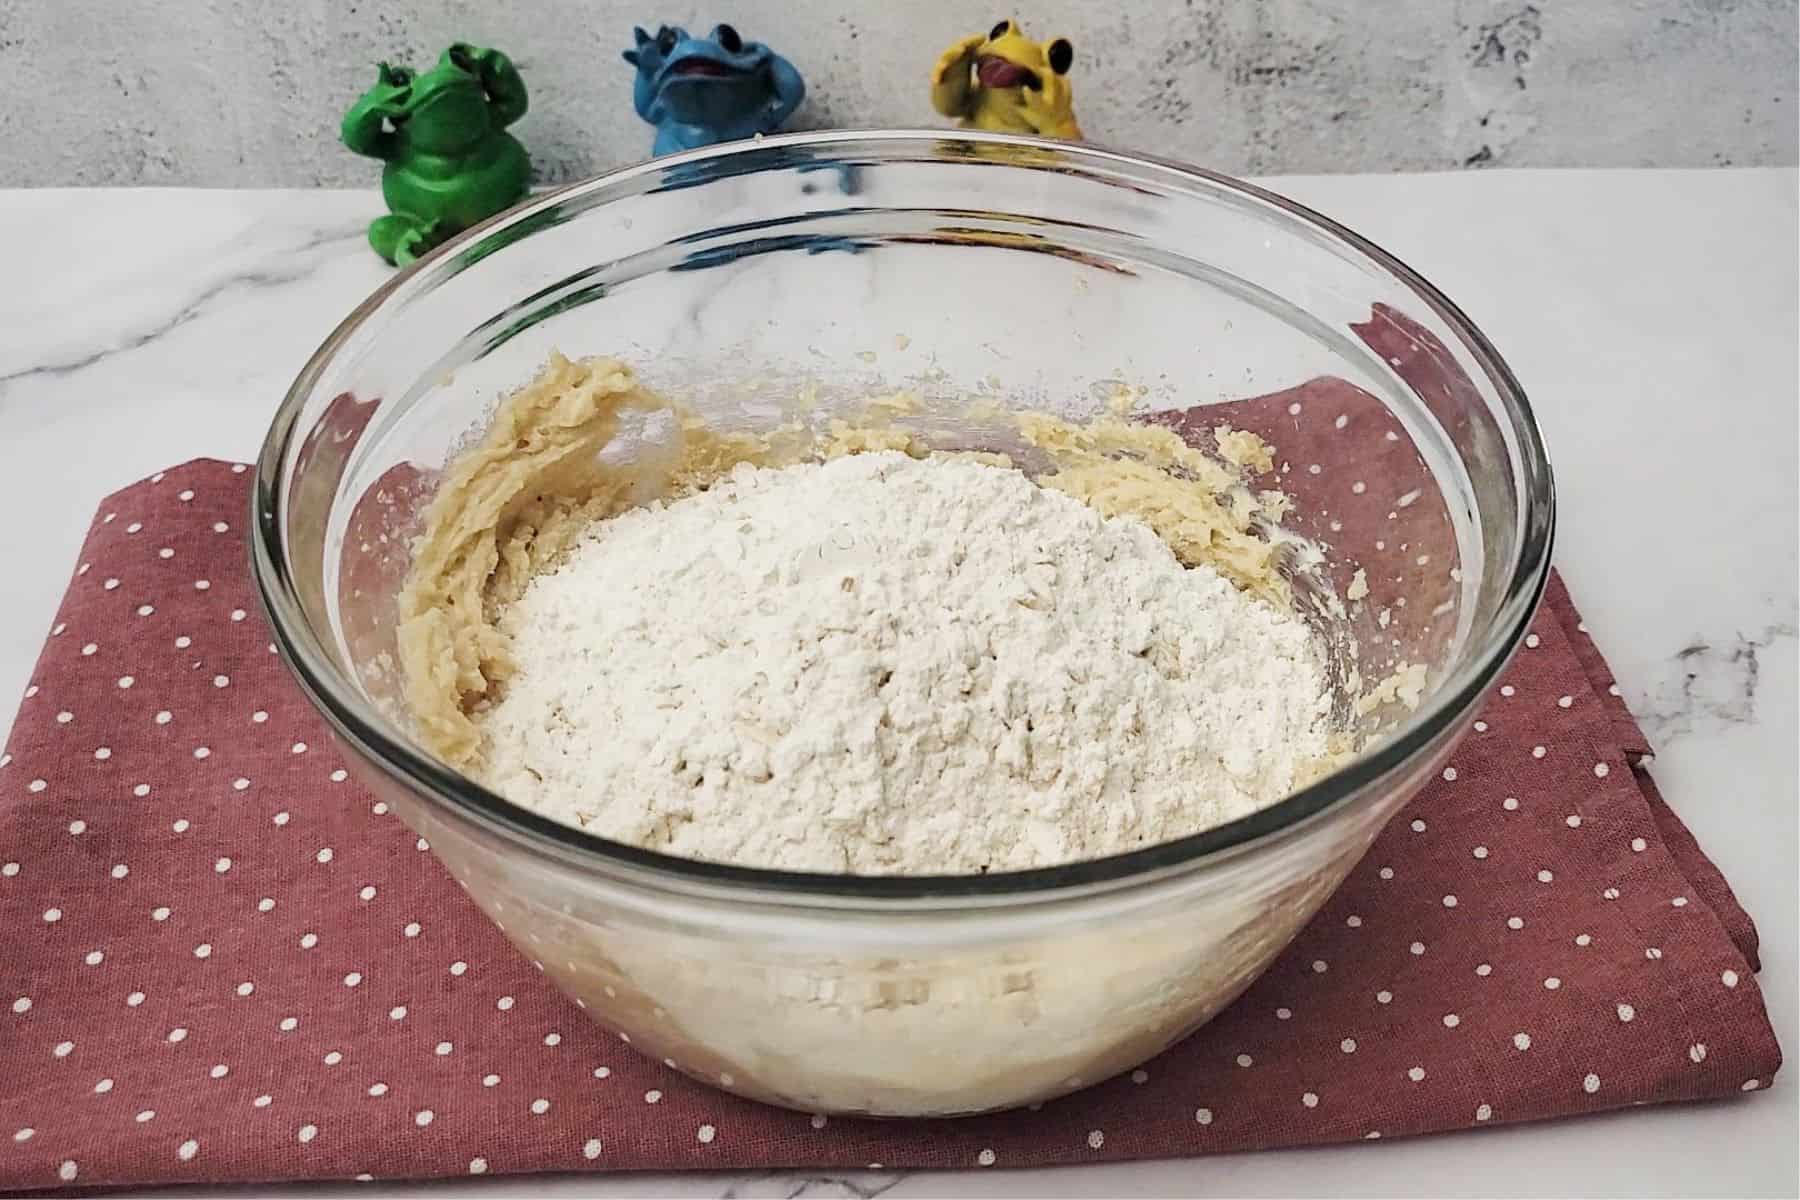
929, 33, 984, 119
765, 55, 806, 128
1019, 87, 1083, 140
341, 88, 399, 160
467, 45, 529, 128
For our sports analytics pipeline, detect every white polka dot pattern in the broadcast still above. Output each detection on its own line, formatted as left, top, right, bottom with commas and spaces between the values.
0, 457, 1779, 1186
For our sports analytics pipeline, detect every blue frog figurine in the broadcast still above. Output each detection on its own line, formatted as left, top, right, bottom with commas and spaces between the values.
623, 23, 805, 156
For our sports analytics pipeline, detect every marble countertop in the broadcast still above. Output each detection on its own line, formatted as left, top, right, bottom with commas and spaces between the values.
0, 168, 1794, 1198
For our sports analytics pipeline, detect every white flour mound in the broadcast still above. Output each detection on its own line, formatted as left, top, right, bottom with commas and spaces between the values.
480, 452, 1334, 874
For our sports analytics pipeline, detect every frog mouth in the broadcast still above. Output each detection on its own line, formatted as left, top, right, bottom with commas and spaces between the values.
977, 55, 1040, 90
668, 58, 742, 79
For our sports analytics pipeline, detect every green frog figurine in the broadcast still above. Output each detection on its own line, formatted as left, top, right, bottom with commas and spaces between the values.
341, 43, 531, 266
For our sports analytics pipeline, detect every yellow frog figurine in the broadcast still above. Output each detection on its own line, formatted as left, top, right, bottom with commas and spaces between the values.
930, 20, 1080, 139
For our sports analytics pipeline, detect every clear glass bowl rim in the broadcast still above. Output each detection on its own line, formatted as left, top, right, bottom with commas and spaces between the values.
251, 128, 1555, 907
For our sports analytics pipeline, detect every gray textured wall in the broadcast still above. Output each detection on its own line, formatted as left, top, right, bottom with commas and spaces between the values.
3, 0, 1795, 185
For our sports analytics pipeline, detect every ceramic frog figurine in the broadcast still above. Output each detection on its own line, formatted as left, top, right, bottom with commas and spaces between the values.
623, 23, 805, 156
930, 19, 1080, 139
341, 43, 531, 265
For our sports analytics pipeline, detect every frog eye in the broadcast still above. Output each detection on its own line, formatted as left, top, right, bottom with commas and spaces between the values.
989, 20, 1011, 39
655, 26, 678, 55
715, 23, 743, 53
1047, 38, 1073, 75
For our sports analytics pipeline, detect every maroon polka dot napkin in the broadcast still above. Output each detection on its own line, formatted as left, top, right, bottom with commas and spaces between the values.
0, 436, 1781, 1189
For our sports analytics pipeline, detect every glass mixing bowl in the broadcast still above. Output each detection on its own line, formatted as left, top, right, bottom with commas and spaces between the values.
253, 130, 1553, 1117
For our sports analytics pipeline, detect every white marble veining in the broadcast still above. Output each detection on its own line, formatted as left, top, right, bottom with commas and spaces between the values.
0, 169, 1794, 1197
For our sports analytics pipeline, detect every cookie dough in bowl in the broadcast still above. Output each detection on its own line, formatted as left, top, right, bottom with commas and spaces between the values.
254, 131, 1553, 1118
374, 349, 1386, 1114
397, 353, 1352, 876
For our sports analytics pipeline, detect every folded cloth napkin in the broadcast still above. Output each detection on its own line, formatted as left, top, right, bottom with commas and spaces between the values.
0, 439, 1779, 1188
